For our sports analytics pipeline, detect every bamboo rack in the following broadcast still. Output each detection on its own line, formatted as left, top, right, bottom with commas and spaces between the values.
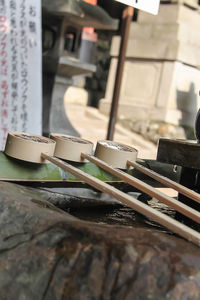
5, 131, 200, 247
127, 160, 200, 205
41, 153, 200, 247
81, 153, 200, 224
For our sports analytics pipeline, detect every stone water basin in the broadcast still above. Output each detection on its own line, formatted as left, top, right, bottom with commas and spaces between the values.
0, 182, 200, 299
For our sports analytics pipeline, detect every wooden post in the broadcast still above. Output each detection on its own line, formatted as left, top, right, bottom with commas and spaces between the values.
106, 6, 134, 140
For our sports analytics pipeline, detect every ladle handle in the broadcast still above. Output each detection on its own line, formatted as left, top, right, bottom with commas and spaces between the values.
81, 153, 200, 224
127, 160, 200, 205
41, 153, 200, 247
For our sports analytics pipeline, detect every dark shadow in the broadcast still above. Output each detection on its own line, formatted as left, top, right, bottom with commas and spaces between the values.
176, 83, 197, 139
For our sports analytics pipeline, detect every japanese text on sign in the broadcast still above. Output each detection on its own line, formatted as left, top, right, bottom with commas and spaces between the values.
0, 0, 42, 150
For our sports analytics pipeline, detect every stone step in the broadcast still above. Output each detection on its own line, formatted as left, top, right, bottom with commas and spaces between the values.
161, 0, 199, 9
129, 23, 200, 48
111, 36, 200, 67
138, 3, 200, 27
103, 58, 200, 128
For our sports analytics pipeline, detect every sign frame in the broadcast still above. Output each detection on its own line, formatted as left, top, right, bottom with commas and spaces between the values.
115, 0, 160, 15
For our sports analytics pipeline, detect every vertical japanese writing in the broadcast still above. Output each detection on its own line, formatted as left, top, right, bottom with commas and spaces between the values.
0, 0, 42, 150
0, 0, 8, 144
10, 0, 18, 131
29, 4, 37, 48
20, 0, 28, 131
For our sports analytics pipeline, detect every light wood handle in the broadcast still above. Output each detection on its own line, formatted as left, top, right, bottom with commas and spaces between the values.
127, 160, 200, 204
81, 153, 200, 224
41, 153, 200, 247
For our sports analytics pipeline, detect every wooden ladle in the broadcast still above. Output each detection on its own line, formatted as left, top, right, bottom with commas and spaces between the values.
4, 132, 200, 247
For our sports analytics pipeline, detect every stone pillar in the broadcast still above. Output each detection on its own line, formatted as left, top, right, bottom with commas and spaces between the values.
99, 1, 200, 128
49, 76, 80, 136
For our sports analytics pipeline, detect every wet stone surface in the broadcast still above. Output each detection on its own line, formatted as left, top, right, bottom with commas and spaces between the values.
0, 181, 200, 300
54, 135, 92, 144
14, 133, 53, 143
99, 141, 134, 152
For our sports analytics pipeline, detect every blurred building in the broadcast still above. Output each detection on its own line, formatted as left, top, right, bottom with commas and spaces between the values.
99, 0, 200, 138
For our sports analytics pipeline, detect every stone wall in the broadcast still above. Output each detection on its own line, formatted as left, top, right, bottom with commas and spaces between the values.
99, 1, 200, 141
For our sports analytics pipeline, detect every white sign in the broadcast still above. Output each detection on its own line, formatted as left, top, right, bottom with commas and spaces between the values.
115, 0, 160, 15
0, 0, 42, 150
